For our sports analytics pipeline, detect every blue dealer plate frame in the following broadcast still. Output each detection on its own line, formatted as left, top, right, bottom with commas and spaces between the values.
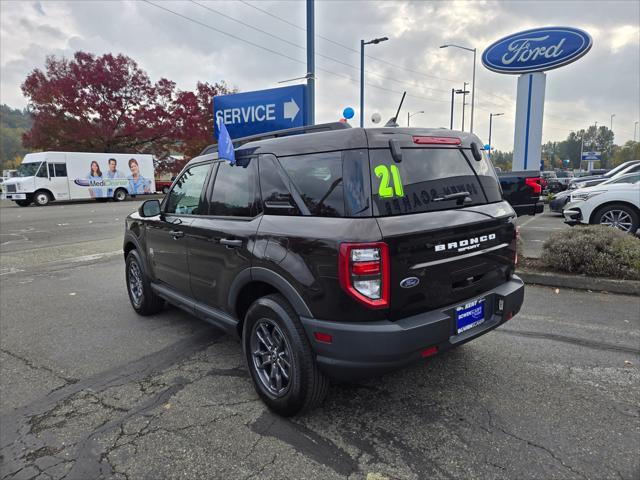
455, 298, 486, 334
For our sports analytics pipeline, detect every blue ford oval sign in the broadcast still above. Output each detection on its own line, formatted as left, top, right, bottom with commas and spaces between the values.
482, 27, 592, 74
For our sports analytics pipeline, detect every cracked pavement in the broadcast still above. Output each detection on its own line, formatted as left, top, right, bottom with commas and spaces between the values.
1, 201, 639, 479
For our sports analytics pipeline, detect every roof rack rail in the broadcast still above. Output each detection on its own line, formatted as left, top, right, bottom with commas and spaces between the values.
200, 122, 350, 155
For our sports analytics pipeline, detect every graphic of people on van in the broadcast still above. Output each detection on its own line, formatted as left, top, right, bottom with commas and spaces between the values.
105, 158, 125, 197
105, 158, 125, 179
127, 158, 150, 194
87, 160, 104, 198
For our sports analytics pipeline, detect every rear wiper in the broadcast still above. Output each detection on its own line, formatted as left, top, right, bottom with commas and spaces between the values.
431, 192, 473, 203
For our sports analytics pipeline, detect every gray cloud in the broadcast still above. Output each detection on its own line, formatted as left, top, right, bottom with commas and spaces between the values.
1, 0, 638, 149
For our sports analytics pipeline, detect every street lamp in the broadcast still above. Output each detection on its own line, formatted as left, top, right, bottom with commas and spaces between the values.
441, 44, 477, 134
635, 121, 638, 142
610, 113, 615, 131
407, 110, 424, 127
488, 113, 504, 158
360, 36, 389, 127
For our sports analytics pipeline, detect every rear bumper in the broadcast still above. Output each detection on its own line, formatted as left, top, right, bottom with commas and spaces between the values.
300, 276, 525, 380
513, 202, 544, 217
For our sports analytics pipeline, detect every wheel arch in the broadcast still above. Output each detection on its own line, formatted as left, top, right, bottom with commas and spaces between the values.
229, 267, 313, 336
589, 200, 640, 224
34, 188, 55, 201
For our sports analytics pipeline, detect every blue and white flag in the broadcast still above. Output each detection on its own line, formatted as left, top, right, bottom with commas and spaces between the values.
217, 118, 236, 165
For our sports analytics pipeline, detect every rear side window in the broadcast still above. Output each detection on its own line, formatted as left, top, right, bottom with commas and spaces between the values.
370, 148, 500, 216
209, 157, 260, 217
259, 155, 300, 216
280, 152, 345, 217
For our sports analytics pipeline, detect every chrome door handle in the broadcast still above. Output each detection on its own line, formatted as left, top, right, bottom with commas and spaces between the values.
220, 238, 242, 248
170, 230, 184, 239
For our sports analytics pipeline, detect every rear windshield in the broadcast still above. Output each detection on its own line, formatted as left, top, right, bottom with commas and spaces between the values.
369, 148, 502, 216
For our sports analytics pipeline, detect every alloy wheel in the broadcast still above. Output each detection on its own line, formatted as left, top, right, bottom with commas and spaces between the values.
128, 260, 144, 306
250, 319, 293, 397
600, 209, 633, 232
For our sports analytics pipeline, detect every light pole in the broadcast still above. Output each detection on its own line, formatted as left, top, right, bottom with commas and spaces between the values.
449, 89, 455, 129
441, 44, 477, 133
488, 113, 504, 158
635, 121, 638, 142
360, 36, 389, 127
610, 113, 615, 131
455, 83, 469, 131
407, 110, 424, 127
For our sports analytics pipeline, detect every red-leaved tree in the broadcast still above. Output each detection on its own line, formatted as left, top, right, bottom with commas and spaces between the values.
155, 81, 233, 174
22, 52, 178, 157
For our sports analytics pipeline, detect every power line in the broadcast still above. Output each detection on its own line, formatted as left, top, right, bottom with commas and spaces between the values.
142, 0, 452, 107
190, 0, 452, 97
237, 0, 460, 85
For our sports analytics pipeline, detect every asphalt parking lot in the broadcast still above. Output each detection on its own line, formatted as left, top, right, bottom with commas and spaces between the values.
517, 207, 570, 259
1, 200, 639, 480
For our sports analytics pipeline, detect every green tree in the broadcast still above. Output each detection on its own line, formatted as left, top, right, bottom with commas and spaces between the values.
0, 104, 33, 170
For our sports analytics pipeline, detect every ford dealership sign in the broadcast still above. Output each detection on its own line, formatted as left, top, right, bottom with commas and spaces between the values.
482, 27, 592, 74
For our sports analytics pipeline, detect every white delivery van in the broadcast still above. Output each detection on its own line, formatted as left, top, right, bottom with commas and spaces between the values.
0, 152, 155, 206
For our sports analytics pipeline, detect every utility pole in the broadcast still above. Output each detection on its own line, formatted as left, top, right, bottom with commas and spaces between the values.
635, 121, 638, 142
450, 89, 455, 129
306, 0, 315, 125
440, 44, 476, 133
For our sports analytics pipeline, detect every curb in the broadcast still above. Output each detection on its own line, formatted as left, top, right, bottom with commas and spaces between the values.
518, 270, 640, 296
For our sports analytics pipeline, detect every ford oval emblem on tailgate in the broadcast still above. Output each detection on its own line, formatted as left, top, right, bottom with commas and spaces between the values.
400, 277, 420, 289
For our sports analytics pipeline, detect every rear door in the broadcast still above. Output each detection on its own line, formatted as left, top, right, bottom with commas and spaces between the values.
369, 144, 516, 320
188, 157, 262, 312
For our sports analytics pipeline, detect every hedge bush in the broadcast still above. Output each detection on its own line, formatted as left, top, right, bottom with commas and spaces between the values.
540, 226, 640, 280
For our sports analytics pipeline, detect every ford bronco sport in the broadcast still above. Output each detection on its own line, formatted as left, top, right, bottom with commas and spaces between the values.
124, 123, 524, 416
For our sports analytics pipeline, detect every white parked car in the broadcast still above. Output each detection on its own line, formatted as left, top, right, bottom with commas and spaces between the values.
564, 173, 640, 233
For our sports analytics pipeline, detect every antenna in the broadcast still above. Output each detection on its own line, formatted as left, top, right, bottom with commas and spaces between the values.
384, 91, 406, 127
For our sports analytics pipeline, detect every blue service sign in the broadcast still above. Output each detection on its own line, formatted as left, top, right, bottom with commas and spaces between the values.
214, 85, 306, 139
482, 26, 592, 74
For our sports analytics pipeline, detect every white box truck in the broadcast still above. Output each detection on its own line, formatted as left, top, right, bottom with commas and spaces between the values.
0, 152, 155, 206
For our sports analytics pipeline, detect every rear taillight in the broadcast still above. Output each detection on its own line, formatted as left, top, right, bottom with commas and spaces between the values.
525, 177, 542, 195
412, 136, 461, 145
339, 242, 390, 309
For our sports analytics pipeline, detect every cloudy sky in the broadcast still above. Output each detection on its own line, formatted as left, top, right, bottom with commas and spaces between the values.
1, 0, 639, 150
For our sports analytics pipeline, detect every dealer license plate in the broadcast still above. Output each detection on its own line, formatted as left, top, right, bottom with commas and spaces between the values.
455, 298, 485, 334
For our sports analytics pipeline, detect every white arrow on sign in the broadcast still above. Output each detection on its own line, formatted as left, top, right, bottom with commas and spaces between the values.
284, 98, 300, 121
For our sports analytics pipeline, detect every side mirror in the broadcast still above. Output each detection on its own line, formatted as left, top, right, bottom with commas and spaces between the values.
139, 199, 161, 217
470, 142, 483, 162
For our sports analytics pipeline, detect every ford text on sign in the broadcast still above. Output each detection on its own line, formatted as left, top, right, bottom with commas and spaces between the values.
213, 85, 306, 139
482, 27, 592, 74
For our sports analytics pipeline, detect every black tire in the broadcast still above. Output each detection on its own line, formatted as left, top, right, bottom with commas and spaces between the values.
592, 203, 639, 233
125, 249, 164, 315
243, 294, 328, 416
114, 188, 127, 202
15, 200, 31, 207
162, 186, 170, 195
33, 190, 51, 206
